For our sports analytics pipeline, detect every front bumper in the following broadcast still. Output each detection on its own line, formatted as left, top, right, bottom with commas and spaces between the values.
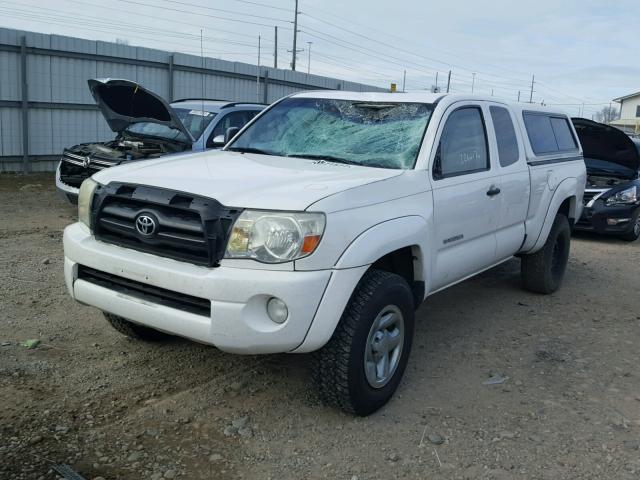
575, 200, 639, 234
63, 222, 366, 354
55, 162, 79, 204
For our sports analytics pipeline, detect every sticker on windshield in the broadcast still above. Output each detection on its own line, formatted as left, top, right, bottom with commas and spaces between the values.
189, 110, 212, 116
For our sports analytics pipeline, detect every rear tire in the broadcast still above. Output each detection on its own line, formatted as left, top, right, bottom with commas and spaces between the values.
104, 312, 170, 341
521, 213, 571, 294
620, 209, 640, 242
312, 269, 415, 416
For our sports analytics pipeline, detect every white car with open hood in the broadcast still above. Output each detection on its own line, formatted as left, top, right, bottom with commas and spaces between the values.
63, 91, 586, 415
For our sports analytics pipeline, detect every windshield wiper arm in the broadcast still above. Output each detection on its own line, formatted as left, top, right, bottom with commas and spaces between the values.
286, 153, 361, 166
226, 147, 273, 155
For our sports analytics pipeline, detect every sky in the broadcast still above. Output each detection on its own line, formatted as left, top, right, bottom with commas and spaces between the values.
1, 0, 638, 119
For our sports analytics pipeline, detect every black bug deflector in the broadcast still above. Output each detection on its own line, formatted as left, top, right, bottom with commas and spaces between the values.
91, 183, 241, 267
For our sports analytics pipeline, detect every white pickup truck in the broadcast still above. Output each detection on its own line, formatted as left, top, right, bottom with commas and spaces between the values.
63, 92, 586, 415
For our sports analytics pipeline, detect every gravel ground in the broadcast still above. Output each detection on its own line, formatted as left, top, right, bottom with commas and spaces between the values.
1, 173, 640, 480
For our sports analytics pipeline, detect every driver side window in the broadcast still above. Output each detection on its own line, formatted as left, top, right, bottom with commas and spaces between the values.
433, 107, 489, 179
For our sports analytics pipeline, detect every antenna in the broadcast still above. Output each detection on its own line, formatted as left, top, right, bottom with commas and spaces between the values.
200, 29, 205, 119
257, 35, 261, 102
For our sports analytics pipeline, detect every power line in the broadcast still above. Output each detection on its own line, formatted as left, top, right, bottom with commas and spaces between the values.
157, 0, 290, 24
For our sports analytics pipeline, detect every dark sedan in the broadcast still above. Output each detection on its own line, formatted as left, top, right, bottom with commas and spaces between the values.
572, 118, 640, 241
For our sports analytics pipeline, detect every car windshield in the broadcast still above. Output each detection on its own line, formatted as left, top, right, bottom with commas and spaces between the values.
227, 98, 433, 169
124, 108, 217, 142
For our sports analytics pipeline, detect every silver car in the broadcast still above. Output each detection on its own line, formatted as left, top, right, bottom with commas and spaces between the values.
56, 78, 265, 203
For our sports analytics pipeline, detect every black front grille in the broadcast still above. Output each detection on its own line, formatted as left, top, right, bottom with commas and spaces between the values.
59, 151, 120, 187
78, 265, 210, 316
92, 183, 240, 267
583, 190, 604, 205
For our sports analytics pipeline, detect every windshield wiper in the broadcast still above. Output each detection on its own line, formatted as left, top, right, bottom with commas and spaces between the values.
286, 153, 362, 166
226, 147, 273, 155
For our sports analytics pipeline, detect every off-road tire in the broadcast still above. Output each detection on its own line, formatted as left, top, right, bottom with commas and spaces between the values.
104, 312, 170, 341
620, 208, 640, 242
312, 269, 415, 416
521, 213, 571, 294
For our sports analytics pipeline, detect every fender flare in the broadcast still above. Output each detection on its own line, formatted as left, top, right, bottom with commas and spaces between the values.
333, 215, 428, 271
527, 177, 579, 253
293, 216, 429, 353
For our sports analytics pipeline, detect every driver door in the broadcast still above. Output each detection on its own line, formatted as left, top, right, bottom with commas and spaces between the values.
430, 103, 501, 291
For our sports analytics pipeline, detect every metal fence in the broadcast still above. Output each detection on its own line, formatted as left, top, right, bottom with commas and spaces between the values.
0, 27, 385, 172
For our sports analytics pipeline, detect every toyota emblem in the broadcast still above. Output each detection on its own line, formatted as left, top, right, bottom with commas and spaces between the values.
135, 214, 157, 236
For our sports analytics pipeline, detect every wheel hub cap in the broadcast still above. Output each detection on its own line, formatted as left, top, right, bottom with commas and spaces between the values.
364, 305, 404, 389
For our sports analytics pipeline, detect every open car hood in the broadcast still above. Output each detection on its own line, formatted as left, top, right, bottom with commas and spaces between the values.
571, 118, 639, 172
88, 78, 194, 141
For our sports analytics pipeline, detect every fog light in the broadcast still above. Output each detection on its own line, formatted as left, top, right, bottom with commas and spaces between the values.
607, 218, 630, 225
267, 297, 288, 324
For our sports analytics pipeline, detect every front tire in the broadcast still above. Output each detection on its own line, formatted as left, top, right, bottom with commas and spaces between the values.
521, 213, 571, 294
312, 269, 415, 416
104, 312, 170, 341
620, 209, 640, 242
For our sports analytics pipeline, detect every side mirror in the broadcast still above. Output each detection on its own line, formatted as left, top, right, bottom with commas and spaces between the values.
211, 134, 225, 147
224, 127, 240, 144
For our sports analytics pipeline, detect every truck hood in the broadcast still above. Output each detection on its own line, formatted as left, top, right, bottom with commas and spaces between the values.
88, 78, 194, 141
92, 150, 404, 210
571, 118, 639, 173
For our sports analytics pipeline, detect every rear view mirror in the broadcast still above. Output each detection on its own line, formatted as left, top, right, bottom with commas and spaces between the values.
224, 127, 240, 144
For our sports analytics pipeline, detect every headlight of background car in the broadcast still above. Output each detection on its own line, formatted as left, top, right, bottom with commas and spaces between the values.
225, 210, 325, 263
78, 178, 98, 228
605, 186, 638, 206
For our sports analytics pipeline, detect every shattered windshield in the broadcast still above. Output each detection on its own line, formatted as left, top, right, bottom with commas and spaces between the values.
227, 98, 433, 169
124, 108, 216, 142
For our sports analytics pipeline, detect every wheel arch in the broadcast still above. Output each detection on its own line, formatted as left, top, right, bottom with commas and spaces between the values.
333, 215, 428, 301
526, 178, 579, 253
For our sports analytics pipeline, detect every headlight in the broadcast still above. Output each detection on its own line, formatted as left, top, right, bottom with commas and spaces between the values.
78, 178, 98, 228
225, 210, 325, 263
606, 186, 638, 206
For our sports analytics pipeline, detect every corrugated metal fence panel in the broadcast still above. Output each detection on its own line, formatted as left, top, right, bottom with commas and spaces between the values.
51, 57, 97, 103
51, 110, 110, 154
27, 54, 52, 102
0, 27, 386, 172
28, 109, 53, 155
0, 51, 20, 101
0, 108, 23, 156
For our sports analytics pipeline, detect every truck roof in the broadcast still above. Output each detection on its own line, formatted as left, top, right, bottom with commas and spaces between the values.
290, 91, 570, 116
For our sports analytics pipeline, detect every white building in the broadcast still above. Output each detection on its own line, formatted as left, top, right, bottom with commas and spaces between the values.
611, 91, 640, 134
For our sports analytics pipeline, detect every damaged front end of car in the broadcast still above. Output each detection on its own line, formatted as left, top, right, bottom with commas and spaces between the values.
56, 78, 194, 203
572, 118, 640, 241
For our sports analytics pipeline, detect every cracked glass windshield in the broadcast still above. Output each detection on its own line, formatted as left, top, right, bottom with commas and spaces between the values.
228, 98, 433, 169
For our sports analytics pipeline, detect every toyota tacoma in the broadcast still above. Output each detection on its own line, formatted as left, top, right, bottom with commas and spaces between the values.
63, 92, 586, 415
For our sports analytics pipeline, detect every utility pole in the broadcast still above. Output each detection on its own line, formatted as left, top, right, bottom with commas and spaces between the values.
446, 70, 451, 93
471, 72, 476, 93
256, 35, 261, 102
307, 41, 313, 74
518, 91, 521, 102
402, 69, 406, 92
291, 0, 299, 70
435, 71, 438, 91
608, 101, 613, 123
274, 26, 278, 69
529, 74, 535, 103
491, 89, 494, 96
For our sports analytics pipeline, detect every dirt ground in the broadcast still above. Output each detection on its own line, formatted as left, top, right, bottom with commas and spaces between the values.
1, 173, 640, 480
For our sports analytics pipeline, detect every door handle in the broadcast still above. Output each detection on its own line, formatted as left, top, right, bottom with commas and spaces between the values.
486, 186, 501, 197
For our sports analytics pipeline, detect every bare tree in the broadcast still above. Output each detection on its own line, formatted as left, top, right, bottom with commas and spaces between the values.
115, 38, 130, 46
595, 105, 619, 124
